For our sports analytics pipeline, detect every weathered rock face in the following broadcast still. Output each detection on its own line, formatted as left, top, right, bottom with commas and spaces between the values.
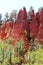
17, 7, 27, 20
11, 7, 30, 50
0, 7, 43, 50
36, 12, 40, 26
36, 8, 43, 45
30, 10, 39, 41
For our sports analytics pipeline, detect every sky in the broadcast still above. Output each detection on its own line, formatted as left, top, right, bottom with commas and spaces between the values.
0, 0, 43, 16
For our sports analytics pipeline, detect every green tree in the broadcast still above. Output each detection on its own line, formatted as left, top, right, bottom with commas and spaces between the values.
0, 14, 2, 21
5, 12, 9, 21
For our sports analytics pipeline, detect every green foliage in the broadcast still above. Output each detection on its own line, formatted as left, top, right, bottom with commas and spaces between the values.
24, 48, 43, 65
12, 57, 20, 64
14, 39, 25, 55
0, 39, 43, 65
